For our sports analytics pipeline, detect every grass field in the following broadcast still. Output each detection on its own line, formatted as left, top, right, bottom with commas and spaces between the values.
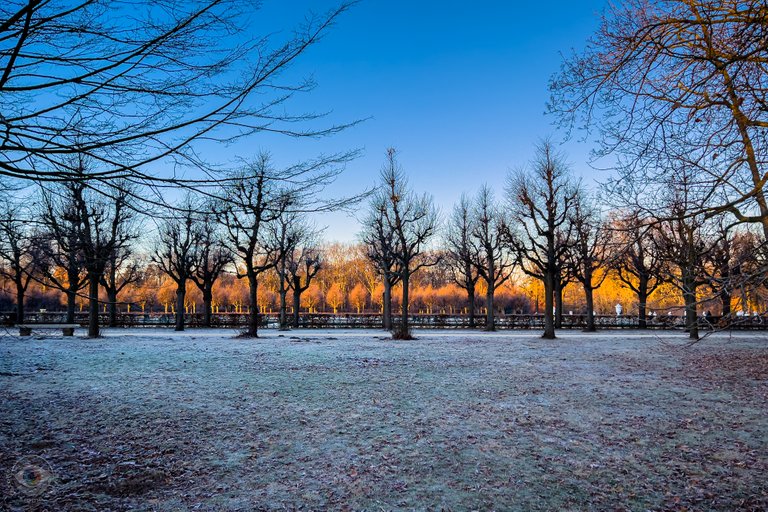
1, 328, 766, 511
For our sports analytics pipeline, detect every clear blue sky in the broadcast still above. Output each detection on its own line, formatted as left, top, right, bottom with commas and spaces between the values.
217, 1, 609, 242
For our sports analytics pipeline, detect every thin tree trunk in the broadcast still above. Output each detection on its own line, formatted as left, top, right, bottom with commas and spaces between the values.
175, 284, 186, 332
202, 288, 213, 327
584, 285, 596, 332
467, 288, 476, 328
485, 282, 495, 332
637, 284, 648, 330
15, 280, 24, 324
278, 286, 288, 330
292, 288, 301, 328
107, 289, 118, 327
247, 275, 258, 337
87, 273, 100, 338
683, 274, 698, 340
720, 291, 731, 325
543, 272, 555, 339
554, 279, 563, 329
383, 279, 392, 330
66, 289, 76, 324
398, 272, 410, 338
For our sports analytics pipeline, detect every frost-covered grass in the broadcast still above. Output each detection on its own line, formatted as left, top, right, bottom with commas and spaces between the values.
1, 328, 767, 511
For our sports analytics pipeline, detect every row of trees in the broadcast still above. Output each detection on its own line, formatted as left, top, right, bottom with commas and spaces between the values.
360, 142, 766, 340
1, 141, 765, 340
0, 150, 355, 338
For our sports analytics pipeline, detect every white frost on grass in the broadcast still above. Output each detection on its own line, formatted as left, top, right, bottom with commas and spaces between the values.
1, 328, 766, 511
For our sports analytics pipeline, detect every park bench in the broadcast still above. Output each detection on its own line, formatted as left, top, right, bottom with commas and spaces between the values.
18, 324, 80, 336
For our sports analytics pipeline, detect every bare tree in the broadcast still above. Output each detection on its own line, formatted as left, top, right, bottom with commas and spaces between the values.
190, 208, 232, 328
0, 200, 37, 323
361, 188, 403, 331
367, 148, 439, 339
0, 1, 357, 190
101, 246, 142, 327
152, 200, 200, 332
37, 186, 87, 323
219, 148, 359, 337
271, 212, 314, 330
506, 141, 578, 339
608, 212, 667, 329
470, 185, 514, 331
704, 220, 762, 324
550, 0, 768, 237
445, 194, 481, 327
286, 241, 323, 328
655, 169, 720, 340
218, 156, 291, 337
69, 174, 136, 337
566, 191, 610, 331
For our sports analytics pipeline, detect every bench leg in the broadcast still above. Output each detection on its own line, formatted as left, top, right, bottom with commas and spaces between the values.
19, 327, 31, 336
62, 328, 74, 336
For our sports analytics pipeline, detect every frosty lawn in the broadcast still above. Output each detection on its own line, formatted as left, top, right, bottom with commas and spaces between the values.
1, 329, 766, 511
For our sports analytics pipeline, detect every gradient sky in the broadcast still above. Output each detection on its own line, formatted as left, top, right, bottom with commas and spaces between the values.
217, 1, 610, 242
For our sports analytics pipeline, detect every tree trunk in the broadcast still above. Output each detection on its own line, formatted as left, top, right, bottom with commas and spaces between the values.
202, 288, 213, 327
292, 288, 301, 328
467, 287, 476, 328
278, 286, 288, 330
637, 278, 648, 329
397, 272, 410, 338
682, 274, 698, 340
175, 283, 186, 332
66, 289, 77, 324
107, 289, 118, 327
542, 272, 555, 339
485, 282, 495, 332
554, 278, 563, 329
584, 285, 596, 332
720, 291, 732, 325
14, 279, 24, 324
87, 273, 100, 337
247, 275, 259, 337
383, 279, 392, 330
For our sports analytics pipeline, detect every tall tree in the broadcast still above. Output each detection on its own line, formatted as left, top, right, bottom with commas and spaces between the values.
506, 141, 578, 339
367, 148, 439, 339
704, 221, 761, 324
0, 200, 37, 323
219, 149, 358, 337
271, 212, 312, 330
567, 192, 610, 332
152, 201, 200, 332
361, 194, 402, 331
190, 208, 231, 328
38, 186, 87, 324
655, 169, 719, 340
69, 174, 136, 337
219, 155, 289, 337
550, 0, 768, 237
445, 194, 481, 327
470, 185, 514, 331
609, 212, 667, 329
286, 242, 323, 328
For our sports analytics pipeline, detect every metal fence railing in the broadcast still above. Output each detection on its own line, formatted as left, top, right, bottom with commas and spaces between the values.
4, 311, 767, 330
